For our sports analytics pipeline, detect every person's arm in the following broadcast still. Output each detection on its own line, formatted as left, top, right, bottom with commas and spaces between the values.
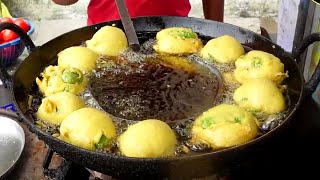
52, 0, 79, 5
202, 0, 224, 22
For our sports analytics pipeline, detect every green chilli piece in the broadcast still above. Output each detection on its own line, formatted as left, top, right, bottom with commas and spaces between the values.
241, 97, 248, 102
208, 53, 217, 61
234, 117, 242, 124
248, 109, 261, 116
252, 57, 263, 68
61, 68, 83, 84
177, 30, 197, 39
95, 135, 109, 149
201, 117, 215, 129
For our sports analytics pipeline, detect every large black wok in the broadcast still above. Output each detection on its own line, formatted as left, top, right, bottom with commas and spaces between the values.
0, 16, 320, 179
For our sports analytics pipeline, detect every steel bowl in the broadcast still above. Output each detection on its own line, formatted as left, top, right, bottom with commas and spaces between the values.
0, 112, 25, 179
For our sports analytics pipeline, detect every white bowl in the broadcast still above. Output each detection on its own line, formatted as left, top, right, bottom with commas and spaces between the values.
0, 116, 25, 177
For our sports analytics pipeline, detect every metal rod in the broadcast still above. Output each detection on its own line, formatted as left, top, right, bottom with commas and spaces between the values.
115, 0, 140, 51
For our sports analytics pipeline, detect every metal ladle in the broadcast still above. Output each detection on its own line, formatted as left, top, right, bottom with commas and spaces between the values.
115, 0, 140, 51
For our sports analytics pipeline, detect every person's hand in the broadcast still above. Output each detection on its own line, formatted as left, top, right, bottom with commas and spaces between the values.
202, 0, 224, 22
52, 0, 79, 5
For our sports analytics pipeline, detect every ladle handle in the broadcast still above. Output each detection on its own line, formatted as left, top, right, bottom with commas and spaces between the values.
115, 0, 140, 51
292, 33, 320, 96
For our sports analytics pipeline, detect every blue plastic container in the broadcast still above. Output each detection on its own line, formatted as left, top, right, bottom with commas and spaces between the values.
0, 19, 35, 67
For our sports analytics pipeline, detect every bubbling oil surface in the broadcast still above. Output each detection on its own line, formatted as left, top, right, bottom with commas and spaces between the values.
29, 38, 290, 157
90, 54, 222, 122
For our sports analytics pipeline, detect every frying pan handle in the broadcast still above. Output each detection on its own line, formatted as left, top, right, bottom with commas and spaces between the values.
292, 33, 320, 96
0, 22, 37, 89
0, 22, 36, 53
260, 27, 272, 41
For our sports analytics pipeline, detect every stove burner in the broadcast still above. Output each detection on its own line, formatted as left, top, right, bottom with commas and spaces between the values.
42, 149, 89, 180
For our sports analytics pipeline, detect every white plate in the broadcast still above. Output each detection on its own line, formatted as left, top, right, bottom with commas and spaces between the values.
0, 116, 25, 177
